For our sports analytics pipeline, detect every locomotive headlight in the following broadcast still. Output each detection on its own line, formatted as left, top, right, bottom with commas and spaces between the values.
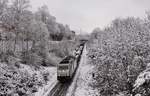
58, 70, 65, 73
58, 70, 69, 73
66, 70, 69, 73
63, 70, 69, 73
59, 70, 63, 73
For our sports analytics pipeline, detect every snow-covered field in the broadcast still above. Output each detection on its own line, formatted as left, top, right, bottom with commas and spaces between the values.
67, 45, 98, 96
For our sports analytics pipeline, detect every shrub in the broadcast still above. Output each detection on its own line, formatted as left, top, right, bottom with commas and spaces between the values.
0, 65, 47, 96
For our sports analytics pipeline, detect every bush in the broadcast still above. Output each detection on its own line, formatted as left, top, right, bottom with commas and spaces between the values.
21, 51, 43, 66
42, 72, 50, 83
0, 64, 47, 96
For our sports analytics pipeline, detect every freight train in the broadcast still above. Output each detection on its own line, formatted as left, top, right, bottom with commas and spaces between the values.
57, 42, 85, 82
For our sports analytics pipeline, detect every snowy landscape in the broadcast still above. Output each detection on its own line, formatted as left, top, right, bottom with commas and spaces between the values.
1, 0, 150, 96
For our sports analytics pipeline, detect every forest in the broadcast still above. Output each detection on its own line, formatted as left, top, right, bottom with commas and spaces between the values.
0, 0, 77, 95
88, 12, 150, 96
1, 0, 150, 96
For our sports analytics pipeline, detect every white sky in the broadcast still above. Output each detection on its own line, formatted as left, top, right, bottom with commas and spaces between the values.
30, 0, 150, 33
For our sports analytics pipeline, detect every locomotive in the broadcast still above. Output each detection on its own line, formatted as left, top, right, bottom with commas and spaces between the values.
57, 42, 85, 82
57, 56, 77, 81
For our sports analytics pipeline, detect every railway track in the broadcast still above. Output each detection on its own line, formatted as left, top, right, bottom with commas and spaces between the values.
48, 43, 86, 96
48, 82, 70, 96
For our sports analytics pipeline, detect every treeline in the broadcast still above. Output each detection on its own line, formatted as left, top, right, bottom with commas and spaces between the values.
0, 0, 75, 42
0, 0, 75, 66
88, 12, 150, 96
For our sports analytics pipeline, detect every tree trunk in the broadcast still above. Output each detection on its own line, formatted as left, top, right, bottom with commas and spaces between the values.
26, 31, 29, 52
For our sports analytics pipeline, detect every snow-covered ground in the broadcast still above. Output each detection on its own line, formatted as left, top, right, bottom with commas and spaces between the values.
17, 64, 57, 96
74, 64, 98, 96
66, 45, 98, 96
16, 64, 58, 96
34, 67, 57, 96
0, 62, 57, 96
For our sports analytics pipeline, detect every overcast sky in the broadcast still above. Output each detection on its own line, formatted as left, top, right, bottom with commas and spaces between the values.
31, 0, 150, 33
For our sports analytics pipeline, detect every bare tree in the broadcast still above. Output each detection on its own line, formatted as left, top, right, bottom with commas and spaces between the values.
10, 0, 30, 52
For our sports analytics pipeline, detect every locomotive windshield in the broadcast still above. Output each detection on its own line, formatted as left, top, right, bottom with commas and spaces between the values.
58, 65, 68, 70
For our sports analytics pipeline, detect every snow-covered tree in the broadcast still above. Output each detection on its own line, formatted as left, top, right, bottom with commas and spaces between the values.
89, 16, 150, 96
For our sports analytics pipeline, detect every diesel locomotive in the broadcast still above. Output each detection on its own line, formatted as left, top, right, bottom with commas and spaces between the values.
57, 42, 85, 82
